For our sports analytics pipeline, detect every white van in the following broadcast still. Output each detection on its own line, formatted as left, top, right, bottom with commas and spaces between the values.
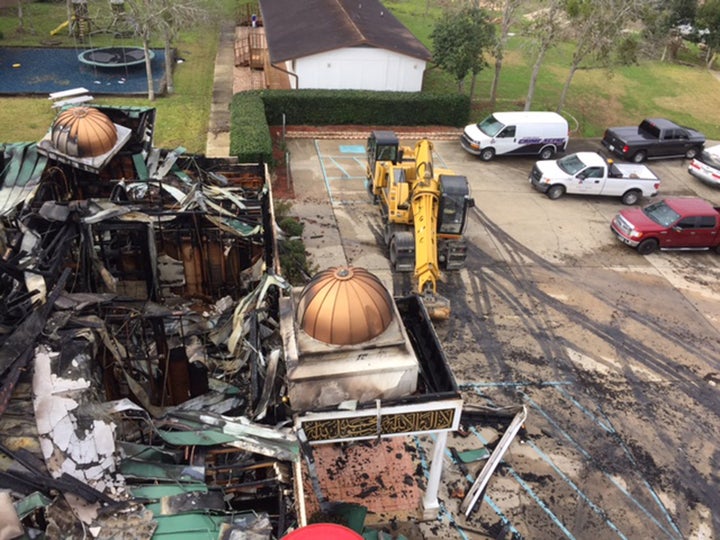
461, 111, 569, 161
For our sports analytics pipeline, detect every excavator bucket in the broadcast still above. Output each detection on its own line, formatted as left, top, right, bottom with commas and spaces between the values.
422, 291, 451, 321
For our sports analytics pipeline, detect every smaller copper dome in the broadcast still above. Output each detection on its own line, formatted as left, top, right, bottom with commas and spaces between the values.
51, 106, 118, 158
296, 267, 394, 346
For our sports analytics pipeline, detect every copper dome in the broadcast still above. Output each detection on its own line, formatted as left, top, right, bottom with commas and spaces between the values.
296, 267, 394, 346
51, 106, 118, 158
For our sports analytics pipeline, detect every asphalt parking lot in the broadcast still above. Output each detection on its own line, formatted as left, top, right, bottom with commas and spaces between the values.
286, 135, 720, 539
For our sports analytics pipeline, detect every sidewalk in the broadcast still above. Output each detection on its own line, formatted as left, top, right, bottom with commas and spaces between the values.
205, 23, 235, 158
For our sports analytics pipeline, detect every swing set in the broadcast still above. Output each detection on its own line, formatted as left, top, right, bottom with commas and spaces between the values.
50, 0, 132, 42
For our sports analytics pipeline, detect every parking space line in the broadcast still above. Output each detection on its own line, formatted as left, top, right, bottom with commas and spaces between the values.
431, 434, 522, 538
524, 437, 629, 539
326, 156, 366, 180
522, 393, 681, 539
466, 423, 577, 539
314, 140, 335, 205
412, 434, 471, 540
461, 385, 680, 539
593, 406, 684, 540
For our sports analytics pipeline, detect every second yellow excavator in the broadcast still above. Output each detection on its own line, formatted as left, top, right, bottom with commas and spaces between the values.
366, 131, 474, 320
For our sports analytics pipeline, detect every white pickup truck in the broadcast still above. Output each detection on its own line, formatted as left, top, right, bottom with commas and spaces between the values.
529, 152, 660, 205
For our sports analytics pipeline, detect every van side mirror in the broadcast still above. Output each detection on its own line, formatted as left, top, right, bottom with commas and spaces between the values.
466, 197, 475, 208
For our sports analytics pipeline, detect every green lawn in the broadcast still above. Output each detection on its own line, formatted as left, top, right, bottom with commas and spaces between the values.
1, 0, 719, 147
0, 0, 243, 153
386, 0, 720, 139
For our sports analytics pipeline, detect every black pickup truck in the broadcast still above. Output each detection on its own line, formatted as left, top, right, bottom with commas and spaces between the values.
601, 118, 705, 163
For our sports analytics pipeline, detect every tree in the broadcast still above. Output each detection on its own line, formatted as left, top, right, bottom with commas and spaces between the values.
489, 0, 523, 109
640, 0, 698, 61
125, 0, 157, 100
124, 0, 216, 99
555, 0, 643, 113
698, 0, 720, 68
430, 6, 495, 100
523, 0, 565, 111
16, 0, 25, 32
154, 0, 214, 94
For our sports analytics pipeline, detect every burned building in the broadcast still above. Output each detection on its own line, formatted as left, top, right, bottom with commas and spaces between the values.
1, 104, 469, 540
0, 105, 295, 538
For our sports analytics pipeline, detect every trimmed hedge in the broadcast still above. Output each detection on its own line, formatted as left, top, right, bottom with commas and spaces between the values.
229, 90, 470, 163
229, 93, 273, 164
260, 90, 469, 126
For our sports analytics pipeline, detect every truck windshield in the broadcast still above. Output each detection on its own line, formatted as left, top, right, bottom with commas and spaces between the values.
643, 201, 681, 227
477, 115, 504, 137
556, 154, 587, 175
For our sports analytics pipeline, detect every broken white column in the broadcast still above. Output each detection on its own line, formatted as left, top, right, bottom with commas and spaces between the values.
422, 430, 448, 520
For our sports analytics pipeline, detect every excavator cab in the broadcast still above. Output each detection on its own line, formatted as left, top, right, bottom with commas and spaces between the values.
438, 175, 474, 236
367, 130, 401, 173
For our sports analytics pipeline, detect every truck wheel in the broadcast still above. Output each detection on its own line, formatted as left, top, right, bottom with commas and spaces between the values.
637, 238, 658, 255
685, 147, 700, 160
621, 189, 641, 205
539, 146, 555, 160
547, 185, 565, 200
632, 150, 647, 163
480, 148, 495, 161
715, 244, 720, 255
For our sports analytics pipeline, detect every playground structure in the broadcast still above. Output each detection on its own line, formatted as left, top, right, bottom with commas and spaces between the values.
78, 46, 153, 68
51, 0, 132, 42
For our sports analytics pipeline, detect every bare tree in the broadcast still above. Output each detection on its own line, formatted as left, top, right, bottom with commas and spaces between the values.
124, 0, 216, 99
556, 0, 644, 113
523, 0, 565, 111
154, 0, 214, 94
16, 0, 24, 32
125, 0, 158, 100
488, 0, 523, 109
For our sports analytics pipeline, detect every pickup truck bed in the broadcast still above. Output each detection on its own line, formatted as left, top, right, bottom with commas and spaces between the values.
529, 152, 659, 204
602, 118, 705, 163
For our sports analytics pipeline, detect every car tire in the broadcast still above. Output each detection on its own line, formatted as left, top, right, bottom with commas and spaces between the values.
685, 147, 700, 160
539, 146, 555, 160
621, 189, 641, 205
632, 151, 647, 163
480, 148, 495, 161
714, 244, 720, 255
547, 185, 565, 200
637, 238, 658, 255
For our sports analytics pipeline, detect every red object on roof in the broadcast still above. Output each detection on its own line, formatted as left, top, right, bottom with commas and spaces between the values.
282, 523, 364, 539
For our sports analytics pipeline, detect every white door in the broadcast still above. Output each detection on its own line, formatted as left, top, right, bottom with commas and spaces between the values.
491, 125, 518, 156
572, 166, 605, 195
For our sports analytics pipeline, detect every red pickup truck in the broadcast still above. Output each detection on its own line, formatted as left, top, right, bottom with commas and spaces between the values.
611, 197, 720, 254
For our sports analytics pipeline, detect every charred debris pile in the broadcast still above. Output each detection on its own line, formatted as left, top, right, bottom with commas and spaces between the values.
0, 105, 297, 538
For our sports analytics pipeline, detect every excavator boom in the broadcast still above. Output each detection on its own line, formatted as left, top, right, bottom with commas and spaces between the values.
366, 131, 473, 320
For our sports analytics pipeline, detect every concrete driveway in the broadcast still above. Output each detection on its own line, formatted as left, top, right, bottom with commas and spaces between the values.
285, 135, 720, 539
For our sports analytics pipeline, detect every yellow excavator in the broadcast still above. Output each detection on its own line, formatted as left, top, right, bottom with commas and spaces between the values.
366, 131, 474, 320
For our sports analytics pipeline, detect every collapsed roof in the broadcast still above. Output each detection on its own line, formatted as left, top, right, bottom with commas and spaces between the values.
0, 105, 295, 539
0, 105, 467, 539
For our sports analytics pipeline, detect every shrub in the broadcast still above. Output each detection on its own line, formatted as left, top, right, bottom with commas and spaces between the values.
230, 93, 272, 163
279, 216, 303, 237
260, 89, 470, 126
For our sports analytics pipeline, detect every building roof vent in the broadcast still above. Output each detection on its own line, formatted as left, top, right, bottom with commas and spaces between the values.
50, 106, 118, 158
296, 266, 394, 346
